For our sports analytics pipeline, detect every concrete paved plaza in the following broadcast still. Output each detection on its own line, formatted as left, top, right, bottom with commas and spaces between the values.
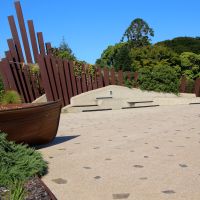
40, 105, 200, 200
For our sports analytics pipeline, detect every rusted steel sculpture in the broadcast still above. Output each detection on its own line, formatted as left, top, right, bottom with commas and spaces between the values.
0, 1, 51, 103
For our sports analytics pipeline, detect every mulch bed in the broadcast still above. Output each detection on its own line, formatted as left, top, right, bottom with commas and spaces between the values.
0, 187, 9, 200
0, 177, 57, 200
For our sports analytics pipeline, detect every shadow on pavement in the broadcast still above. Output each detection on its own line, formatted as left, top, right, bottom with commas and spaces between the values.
35, 135, 80, 149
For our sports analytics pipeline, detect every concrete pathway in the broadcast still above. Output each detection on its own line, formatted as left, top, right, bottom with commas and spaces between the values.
39, 105, 200, 200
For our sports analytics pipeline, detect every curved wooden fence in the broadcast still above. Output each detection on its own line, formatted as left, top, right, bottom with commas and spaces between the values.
37, 54, 139, 106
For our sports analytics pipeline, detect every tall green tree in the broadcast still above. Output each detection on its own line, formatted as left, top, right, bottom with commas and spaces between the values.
121, 18, 154, 47
96, 42, 132, 71
50, 37, 76, 60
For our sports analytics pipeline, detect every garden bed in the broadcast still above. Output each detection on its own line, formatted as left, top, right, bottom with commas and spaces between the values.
0, 177, 57, 200
0, 132, 57, 200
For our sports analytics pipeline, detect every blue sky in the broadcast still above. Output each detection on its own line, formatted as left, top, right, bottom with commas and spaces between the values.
0, 0, 200, 64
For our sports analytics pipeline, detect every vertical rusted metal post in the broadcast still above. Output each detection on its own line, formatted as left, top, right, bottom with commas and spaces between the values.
97, 67, 103, 88
37, 32, 46, 55
118, 70, 124, 86
8, 15, 24, 62
37, 55, 54, 101
15, 1, 33, 63
110, 68, 116, 85
28, 20, 39, 63
179, 76, 186, 93
103, 67, 110, 86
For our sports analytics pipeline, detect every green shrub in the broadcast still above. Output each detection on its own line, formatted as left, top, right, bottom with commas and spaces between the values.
124, 79, 134, 88
124, 75, 138, 88
1, 90, 21, 105
29, 63, 40, 75
180, 52, 200, 79
0, 132, 48, 197
138, 65, 180, 94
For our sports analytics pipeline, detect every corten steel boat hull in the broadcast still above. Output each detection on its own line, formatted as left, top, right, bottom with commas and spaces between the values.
0, 101, 62, 145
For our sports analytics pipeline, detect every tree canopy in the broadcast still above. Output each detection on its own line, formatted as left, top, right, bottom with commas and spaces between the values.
96, 42, 132, 71
121, 18, 154, 47
129, 45, 180, 71
138, 65, 180, 94
50, 37, 76, 60
180, 52, 200, 79
156, 37, 200, 54
96, 19, 200, 82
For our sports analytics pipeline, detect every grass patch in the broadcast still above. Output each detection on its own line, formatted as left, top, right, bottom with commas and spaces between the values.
0, 132, 48, 199
0, 90, 21, 105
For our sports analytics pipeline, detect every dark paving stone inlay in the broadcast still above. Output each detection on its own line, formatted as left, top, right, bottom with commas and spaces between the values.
94, 176, 101, 179
139, 177, 148, 180
52, 178, 67, 184
162, 190, 176, 194
179, 164, 188, 168
83, 166, 91, 169
133, 165, 144, 168
112, 193, 130, 199
105, 158, 112, 161
58, 148, 66, 151
144, 156, 149, 158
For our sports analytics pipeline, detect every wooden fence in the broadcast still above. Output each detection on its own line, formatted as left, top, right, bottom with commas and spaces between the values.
37, 54, 200, 106
180, 77, 200, 97
37, 54, 139, 106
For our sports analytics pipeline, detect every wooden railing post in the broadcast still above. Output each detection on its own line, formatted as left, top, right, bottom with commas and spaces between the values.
194, 78, 200, 97
179, 76, 186, 93
117, 70, 124, 86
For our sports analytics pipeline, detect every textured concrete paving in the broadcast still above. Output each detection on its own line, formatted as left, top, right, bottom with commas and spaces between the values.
39, 105, 200, 200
